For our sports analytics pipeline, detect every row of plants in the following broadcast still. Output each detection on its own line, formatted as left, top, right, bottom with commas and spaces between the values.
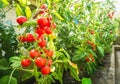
0, 0, 118, 84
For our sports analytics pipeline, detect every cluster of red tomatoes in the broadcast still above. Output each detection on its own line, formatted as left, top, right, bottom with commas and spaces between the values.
87, 40, 96, 51
107, 11, 114, 19
16, 4, 56, 75
85, 54, 94, 62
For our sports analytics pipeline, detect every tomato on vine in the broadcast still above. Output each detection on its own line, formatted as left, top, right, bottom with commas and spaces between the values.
26, 33, 35, 42
21, 59, 31, 67
29, 49, 40, 58
16, 16, 27, 25
37, 17, 48, 28
41, 65, 50, 75
35, 57, 46, 67
46, 50, 54, 57
38, 40, 46, 48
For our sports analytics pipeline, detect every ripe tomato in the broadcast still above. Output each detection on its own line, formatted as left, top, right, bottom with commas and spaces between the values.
18, 35, 26, 42
35, 57, 46, 67
48, 59, 52, 66
21, 59, 31, 67
37, 17, 48, 28
38, 40, 46, 48
29, 49, 40, 58
35, 27, 45, 36
26, 33, 35, 42
46, 21, 51, 27
41, 65, 50, 75
16, 16, 27, 25
46, 50, 54, 57
45, 27, 52, 34
40, 4, 47, 9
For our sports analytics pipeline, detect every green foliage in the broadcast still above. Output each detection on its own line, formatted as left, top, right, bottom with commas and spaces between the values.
9, 57, 21, 68
0, 21, 18, 59
0, 75, 17, 84
82, 77, 92, 84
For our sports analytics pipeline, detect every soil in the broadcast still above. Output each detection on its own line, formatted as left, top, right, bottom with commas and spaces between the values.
91, 53, 114, 84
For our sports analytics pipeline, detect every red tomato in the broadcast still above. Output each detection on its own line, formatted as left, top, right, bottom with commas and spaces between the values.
38, 40, 46, 48
29, 49, 40, 58
35, 57, 46, 67
35, 28, 45, 36
46, 50, 54, 57
26, 33, 35, 42
37, 17, 48, 27
45, 27, 52, 34
41, 65, 50, 75
16, 16, 27, 25
21, 59, 31, 67
18, 35, 26, 42
48, 59, 52, 66
40, 4, 47, 9
46, 21, 51, 27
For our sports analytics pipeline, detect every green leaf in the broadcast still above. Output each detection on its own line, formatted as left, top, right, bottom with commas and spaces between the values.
19, 0, 27, 7
52, 10, 64, 20
72, 52, 87, 61
9, 57, 21, 62
10, 61, 21, 68
9, 57, 21, 68
97, 46, 104, 56
22, 20, 36, 27
25, 6, 32, 19
0, 65, 9, 70
82, 77, 92, 84
0, 75, 17, 84
1, 0, 9, 6
52, 72, 63, 84
0, 58, 8, 66
16, 4, 24, 16
22, 72, 33, 81
59, 48, 70, 59
70, 66, 80, 81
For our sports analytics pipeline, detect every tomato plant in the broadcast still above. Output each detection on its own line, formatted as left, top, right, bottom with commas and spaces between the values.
1, 0, 118, 84
8, 0, 80, 84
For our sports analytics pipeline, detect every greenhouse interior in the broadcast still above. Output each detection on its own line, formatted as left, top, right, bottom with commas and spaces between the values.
0, 0, 120, 84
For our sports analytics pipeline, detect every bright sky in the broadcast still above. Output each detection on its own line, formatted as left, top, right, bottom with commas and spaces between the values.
115, 0, 120, 13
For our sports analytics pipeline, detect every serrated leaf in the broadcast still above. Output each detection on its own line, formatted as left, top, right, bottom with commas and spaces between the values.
0, 75, 17, 84
82, 77, 92, 84
10, 61, 21, 68
25, 6, 32, 19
